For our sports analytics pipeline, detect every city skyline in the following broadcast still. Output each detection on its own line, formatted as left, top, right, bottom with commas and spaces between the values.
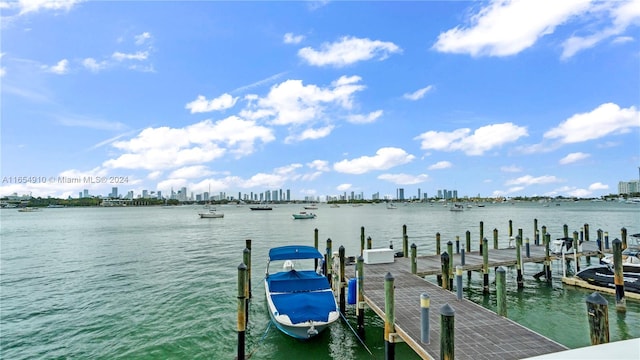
2, 1, 639, 200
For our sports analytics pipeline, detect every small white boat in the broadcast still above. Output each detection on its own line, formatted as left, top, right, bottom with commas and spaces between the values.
198, 209, 224, 218
386, 203, 397, 209
18, 207, 40, 212
600, 233, 640, 273
303, 205, 318, 210
292, 212, 316, 220
450, 204, 464, 212
265, 245, 339, 339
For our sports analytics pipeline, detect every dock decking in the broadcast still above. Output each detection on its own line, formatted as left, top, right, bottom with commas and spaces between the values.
343, 244, 598, 359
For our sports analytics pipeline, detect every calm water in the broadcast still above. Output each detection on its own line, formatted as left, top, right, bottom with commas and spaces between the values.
1, 202, 639, 359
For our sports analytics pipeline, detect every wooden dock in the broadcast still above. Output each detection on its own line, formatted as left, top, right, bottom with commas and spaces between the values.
342, 243, 599, 360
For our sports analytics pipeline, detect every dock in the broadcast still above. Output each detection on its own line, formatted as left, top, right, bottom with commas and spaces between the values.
342, 243, 600, 359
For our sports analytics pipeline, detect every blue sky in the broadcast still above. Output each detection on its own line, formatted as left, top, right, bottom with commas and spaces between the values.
1, 0, 639, 200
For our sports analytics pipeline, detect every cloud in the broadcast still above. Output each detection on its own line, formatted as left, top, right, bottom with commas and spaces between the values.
501, 165, 522, 173
307, 160, 330, 172
505, 175, 563, 186
55, 113, 127, 131
12, 0, 83, 16
134, 32, 152, 45
333, 147, 415, 174
44, 59, 69, 74
428, 161, 452, 170
378, 173, 429, 185
168, 165, 214, 180
433, 0, 591, 57
403, 85, 434, 100
337, 183, 352, 191
559, 152, 590, 165
283, 32, 305, 44
298, 36, 401, 67
112, 51, 149, 61
286, 125, 334, 143
346, 110, 383, 124
104, 117, 274, 170
561, 0, 640, 59
544, 103, 639, 144
415, 122, 528, 155
185, 94, 239, 113
82, 57, 108, 72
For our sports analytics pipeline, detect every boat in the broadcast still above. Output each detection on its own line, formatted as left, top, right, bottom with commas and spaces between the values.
303, 205, 318, 210
250, 205, 272, 210
600, 233, 640, 273
292, 212, 316, 219
198, 209, 224, 218
264, 245, 339, 339
449, 204, 464, 212
386, 202, 397, 209
329, 204, 340, 208
575, 264, 640, 294
18, 207, 40, 212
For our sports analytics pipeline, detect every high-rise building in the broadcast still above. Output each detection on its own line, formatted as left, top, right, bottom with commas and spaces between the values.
397, 188, 405, 201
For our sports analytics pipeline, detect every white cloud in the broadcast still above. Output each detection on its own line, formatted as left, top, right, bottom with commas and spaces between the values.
433, 0, 591, 57
298, 36, 401, 67
44, 59, 69, 74
544, 103, 639, 144
15, 0, 82, 15
559, 152, 590, 165
104, 117, 274, 170
378, 173, 429, 185
307, 160, 330, 172
185, 94, 238, 113
112, 51, 148, 61
589, 182, 609, 191
428, 161, 452, 170
500, 165, 522, 173
415, 122, 528, 155
505, 175, 563, 186
82, 58, 108, 72
403, 85, 433, 100
347, 110, 383, 124
283, 32, 304, 44
333, 147, 415, 174
286, 125, 334, 143
134, 32, 152, 45
337, 183, 352, 191
168, 165, 214, 180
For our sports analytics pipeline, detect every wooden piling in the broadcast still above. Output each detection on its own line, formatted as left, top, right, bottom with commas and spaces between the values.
465, 230, 471, 253
573, 231, 580, 272
441, 252, 450, 291
314, 229, 319, 269
440, 304, 455, 360
420, 293, 430, 344
525, 237, 530, 258
541, 225, 547, 244
403, 225, 408, 258
584, 223, 590, 242
245, 239, 252, 299
621, 227, 627, 250
605, 231, 609, 249
496, 266, 507, 317
326, 238, 333, 287
243, 247, 251, 325
516, 236, 523, 289
447, 241, 454, 289
411, 243, 417, 274
563, 224, 569, 238
493, 228, 499, 250
455, 236, 460, 254
612, 239, 626, 312
356, 255, 365, 339
509, 220, 513, 238
360, 226, 365, 256
534, 218, 539, 245
597, 229, 604, 254
586, 292, 609, 345
483, 238, 489, 294
339, 245, 346, 315
479, 221, 484, 252
367, 236, 372, 250
544, 233, 552, 282
237, 263, 247, 360
384, 272, 396, 360
436, 232, 441, 255
456, 266, 463, 301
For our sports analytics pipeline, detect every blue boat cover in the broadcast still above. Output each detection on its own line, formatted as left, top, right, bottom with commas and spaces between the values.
268, 245, 323, 261
267, 270, 330, 293
270, 291, 337, 324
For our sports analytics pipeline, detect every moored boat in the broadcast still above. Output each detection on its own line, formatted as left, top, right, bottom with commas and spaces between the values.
250, 205, 272, 210
264, 245, 339, 339
198, 209, 224, 218
292, 212, 316, 219
600, 233, 640, 273
575, 264, 640, 294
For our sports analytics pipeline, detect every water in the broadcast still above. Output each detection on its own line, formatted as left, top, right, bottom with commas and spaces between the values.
1, 202, 638, 359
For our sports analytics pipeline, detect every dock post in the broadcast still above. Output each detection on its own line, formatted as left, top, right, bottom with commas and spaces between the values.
525, 237, 530, 258
360, 226, 365, 256
314, 229, 319, 269
436, 232, 441, 255
483, 238, 489, 294
461, 247, 465, 265
586, 292, 609, 345
479, 221, 484, 251
456, 266, 463, 301
563, 224, 569, 238
496, 267, 507, 317
441, 252, 450, 290
403, 233, 409, 258
604, 232, 609, 250
534, 218, 539, 245
420, 293, 430, 344
326, 238, 333, 288
245, 239, 252, 300
384, 272, 395, 360
440, 304, 455, 360
584, 223, 590, 242
356, 256, 365, 339
455, 236, 460, 254
612, 239, 626, 312
597, 229, 603, 254
243, 247, 251, 325
541, 225, 547, 244
621, 228, 627, 250
573, 231, 580, 273
516, 236, 523, 289
544, 233, 552, 282
237, 263, 247, 360
367, 236, 372, 250
493, 228, 498, 250
509, 220, 513, 239
465, 230, 471, 253
411, 243, 417, 274
447, 241, 454, 289
339, 245, 346, 316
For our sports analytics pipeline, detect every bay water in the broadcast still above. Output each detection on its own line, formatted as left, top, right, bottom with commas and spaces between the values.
1, 202, 638, 359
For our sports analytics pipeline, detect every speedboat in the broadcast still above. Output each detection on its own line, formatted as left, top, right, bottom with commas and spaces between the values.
198, 209, 224, 218
600, 233, 640, 273
292, 212, 316, 219
575, 264, 640, 294
264, 245, 339, 339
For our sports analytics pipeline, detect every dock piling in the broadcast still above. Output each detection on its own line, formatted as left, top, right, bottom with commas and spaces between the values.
440, 304, 455, 360
441, 252, 450, 290
493, 228, 498, 250
403, 225, 408, 258
516, 236, 523, 289
411, 243, 417, 274
496, 267, 507, 317
367, 236, 372, 250
586, 292, 609, 345
384, 272, 396, 360
339, 245, 346, 315
534, 218, 539, 245
236, 263, 247, 360
483, 238, 489, 294
465, 231, 471, 253
436, 232, 441, 255
621, 228, 627, 250
326, 238, 333, 287
544, 233, 552, 282
447, 241, 454, 289
243, 247, 251, 325
525, 237, 531, 258
456, 266, 463, 301
356, 256, 365, 339
420, 292, 430, 344
314, 229, 319, 269
612, 239, 626, 312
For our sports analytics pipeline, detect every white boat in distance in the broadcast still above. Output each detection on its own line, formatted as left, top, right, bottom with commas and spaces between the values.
264, 245, 339, 339
450, 204, 464, 212
198, 209, 224, 218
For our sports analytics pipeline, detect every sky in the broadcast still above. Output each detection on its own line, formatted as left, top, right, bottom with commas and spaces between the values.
1, 0, 639, 201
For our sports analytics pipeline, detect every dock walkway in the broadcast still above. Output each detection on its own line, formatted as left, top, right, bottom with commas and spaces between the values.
344, 244, 595, 359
